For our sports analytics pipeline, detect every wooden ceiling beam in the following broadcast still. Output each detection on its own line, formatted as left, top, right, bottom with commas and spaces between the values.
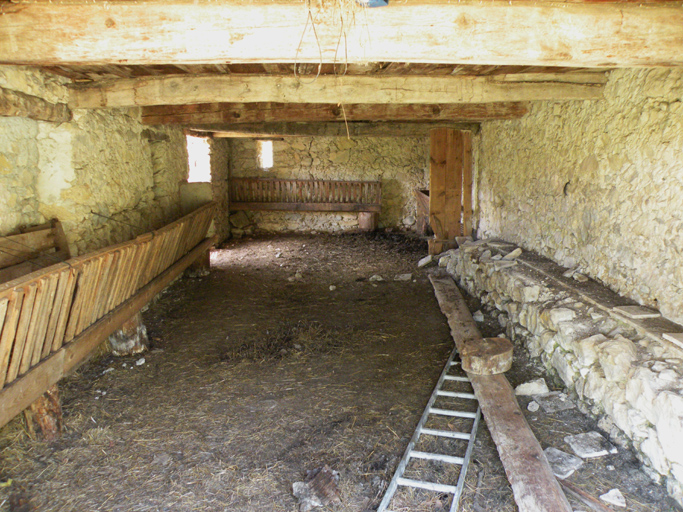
1, 1, 681, 68
69, 73, 606, 109
141, 102, 529, 125
190, 122, 480, 138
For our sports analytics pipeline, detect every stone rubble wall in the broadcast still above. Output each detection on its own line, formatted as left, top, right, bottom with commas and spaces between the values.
477, 68, 683, 327
228, 137, 428, 235
441, 241, 683, 506
0, 66, 189, 255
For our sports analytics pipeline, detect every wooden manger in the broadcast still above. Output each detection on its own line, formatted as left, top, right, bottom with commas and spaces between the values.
0, 202, 216, 429
229, 177, 382, 231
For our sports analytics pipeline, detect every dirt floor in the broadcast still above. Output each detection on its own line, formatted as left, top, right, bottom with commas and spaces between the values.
0, 233, 679, 511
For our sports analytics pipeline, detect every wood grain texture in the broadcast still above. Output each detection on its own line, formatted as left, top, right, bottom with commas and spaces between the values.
69, 74, 605, 109
429, 274, 572, 512
0, 87, 71, 123
1, 2, 681, 67
142, 102, 529, 125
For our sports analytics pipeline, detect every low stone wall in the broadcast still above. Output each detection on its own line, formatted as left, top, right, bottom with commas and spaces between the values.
441, 239, 683, 505
228, 136, 428, 234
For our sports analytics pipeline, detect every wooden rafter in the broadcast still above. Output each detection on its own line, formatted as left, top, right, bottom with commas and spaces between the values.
1, 1, 682, 68
142, 102, 529, 125
69, 74, 606, 109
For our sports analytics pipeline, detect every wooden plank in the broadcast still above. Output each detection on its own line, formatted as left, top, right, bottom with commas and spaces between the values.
142, 102, 530, 125
6, 283, 38, 383
70, 74, 606, 109
462, 131, 474, 237
229, 202, 382, 213
444, 129, 463, 238
2, 1, 682, 68
0, 236, 216, 430
42, 269, 72, 357
0, 86, 72, 123
50, 269, 78, 352
429, 129, 448, 245
0, 229, 56, 269
0, 299, 8, 341
0, 291, 23, 387
429, 274, 572, 512
29, 273, 59, 367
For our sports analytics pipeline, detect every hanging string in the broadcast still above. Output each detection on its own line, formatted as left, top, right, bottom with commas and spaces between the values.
89, 211, 154, 238
0, 237, 72, 268
294, 0, 323, 85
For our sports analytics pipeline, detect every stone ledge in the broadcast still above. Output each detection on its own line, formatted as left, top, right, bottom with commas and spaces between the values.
442, 238, 683, 506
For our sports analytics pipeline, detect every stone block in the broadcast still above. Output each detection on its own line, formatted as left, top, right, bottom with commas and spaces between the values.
575, 333, 608, 367
640, 434, 670, 474
555, 320, 594, 351
542, 307, 577, 329
544, 447, 584, 479
598, 336, 637, 382
655, 392, 683, 467
533, 391, 576, 413
551, 350, 578, 387
564, 431, 617, 458
515, 378, 549, 396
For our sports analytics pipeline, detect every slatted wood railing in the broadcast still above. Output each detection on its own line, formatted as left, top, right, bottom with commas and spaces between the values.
229, 178, 382, 212
0, 202, 216, 428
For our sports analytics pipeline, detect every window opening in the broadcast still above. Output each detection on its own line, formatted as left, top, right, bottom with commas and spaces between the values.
257, 140, 273, 170
186, 135, 212, 182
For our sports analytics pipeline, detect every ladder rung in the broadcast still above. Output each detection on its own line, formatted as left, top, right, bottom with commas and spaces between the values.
429, 407, 478, 419
449, 361, 461, 367
396, 477, 458, 494
437, 390, 477, 399
410, 450, 464, 465
420, 428, 471, 440
444, 375, 470, 382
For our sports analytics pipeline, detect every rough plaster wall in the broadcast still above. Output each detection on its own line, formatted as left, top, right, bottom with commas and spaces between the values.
478, 68, 683, 325
210, 138, 231, 243
0, 66, 188, 255
229, 137, 428, 232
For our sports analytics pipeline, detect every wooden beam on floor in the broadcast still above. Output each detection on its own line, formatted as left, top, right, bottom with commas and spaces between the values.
0, 87, 72, 123
429, 274, 573, 512
68, 74, 606, 109
194, 122, 479, 138
1, 1, 682, 68
0, 236, 215, 430
142, 102, 529, 125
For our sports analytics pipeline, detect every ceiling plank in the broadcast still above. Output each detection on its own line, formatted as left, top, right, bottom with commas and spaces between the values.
69, 73, 606, 109
1, 1, 682, 68
192, 122, 480, 138
141, 102, 529, 125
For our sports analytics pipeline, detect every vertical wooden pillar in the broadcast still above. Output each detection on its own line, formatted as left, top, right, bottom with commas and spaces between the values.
428, 129, 473, 254
24, 384, 62, 441
108, 312, 148, 356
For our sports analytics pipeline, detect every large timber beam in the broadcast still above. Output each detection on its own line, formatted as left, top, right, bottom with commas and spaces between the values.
0, 86, 72, 123
1, 1, 682, 68
69, 74, 606, 109
142, 102, 529, 125
190, 122, 480, 138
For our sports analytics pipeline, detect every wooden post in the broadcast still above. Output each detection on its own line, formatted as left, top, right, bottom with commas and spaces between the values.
186, 248, 211, 277
358, 212, 378, 232
429, 129, 472, 254
108, 312, 148, 356
24, 384, 62, 442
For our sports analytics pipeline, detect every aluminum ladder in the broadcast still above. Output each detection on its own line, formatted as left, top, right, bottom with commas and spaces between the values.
377, 346, 481, 512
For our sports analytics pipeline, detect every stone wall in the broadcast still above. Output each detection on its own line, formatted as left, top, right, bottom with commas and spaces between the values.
442, 240, 683, 505
0, 66, 189, 256
228, 137, 428, 234
477, 68, 683, 326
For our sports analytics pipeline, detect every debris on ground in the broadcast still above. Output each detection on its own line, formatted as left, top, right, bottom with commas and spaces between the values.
394, 273, 412, 282
292, 466, 342, 512
503, 248, 523, 260
565, 431, 618, 459
600, 488, 626, 508
527, 401, 540, 412
544, 447, 584, 479
417, 255, 433, 268
369, 274, 384, 282
329, 285, 337, 291
515, 378, 549, 396
472, 310, 484, 322
532, 391, 576, 413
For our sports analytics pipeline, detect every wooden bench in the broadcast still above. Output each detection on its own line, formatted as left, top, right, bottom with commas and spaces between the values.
229, 178, 382, 231
0, 219, 71, 284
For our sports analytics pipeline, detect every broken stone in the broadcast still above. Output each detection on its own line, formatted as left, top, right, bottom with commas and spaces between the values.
438, 255, 451, 267
599, 489, 626, 508
573, 273, 589, 283
663, 332, 683, 348
612, 305, 661, 319
229, 211, 251, 229
329, 285, 337, 291
527, 401, 540, 412
544, 447, 584, 479
456, 236, 474, 246
493, 260, 518, 270
292, 466, 341, 512
135, 357, 146, 366
515, 378, 550, 396
492, 254, 502, 260
503, 247, 523, 260
473, 310, 484, 322
564, 431, 617, 459
562, 268, 577, 278
394, 273, 413, 282
533, 392, 576, 414
369, 274, 384, 282
417, 255, 433, 268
